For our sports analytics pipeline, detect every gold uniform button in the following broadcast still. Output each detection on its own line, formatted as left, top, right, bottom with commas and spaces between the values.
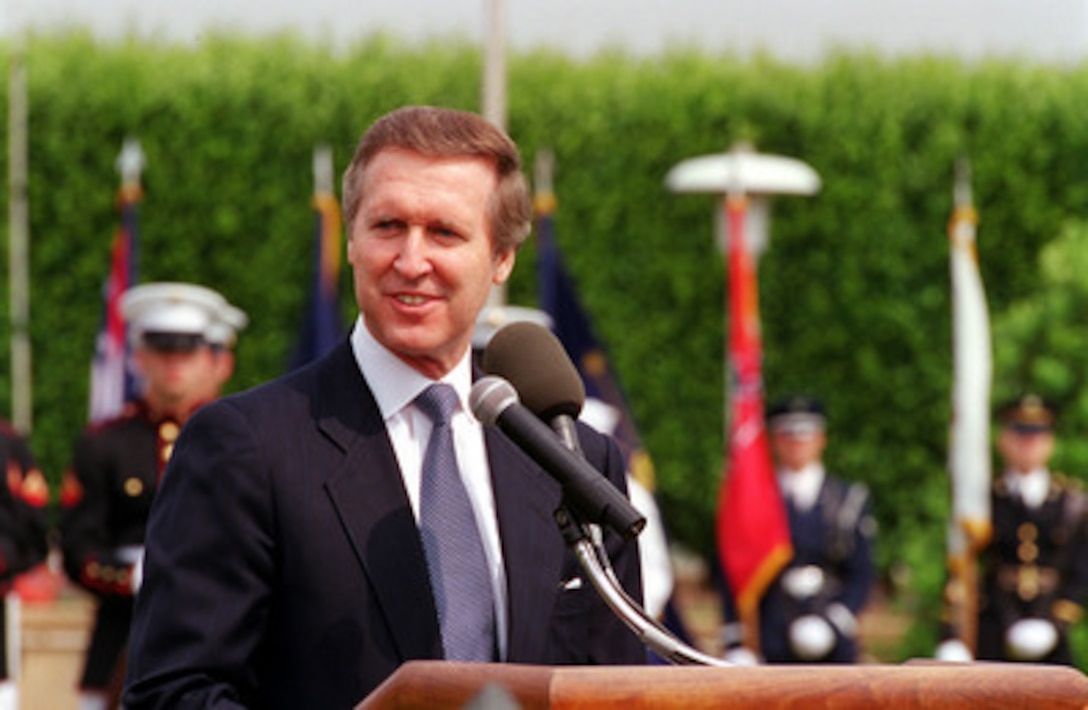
124, 477, 144, 497
159, 421, 180, 442
1018, 566, 1040, 601
1018, 541, 1039, 563
1017, 522, 1038, 542
161, 444, 175, 462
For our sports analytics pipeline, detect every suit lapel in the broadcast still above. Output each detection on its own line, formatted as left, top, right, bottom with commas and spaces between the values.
317, 342, 443, 661
312, 344, 570, 663
487, 426, 566, 661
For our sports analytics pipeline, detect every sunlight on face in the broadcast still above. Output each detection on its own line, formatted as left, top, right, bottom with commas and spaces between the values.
347, 148, 515, 378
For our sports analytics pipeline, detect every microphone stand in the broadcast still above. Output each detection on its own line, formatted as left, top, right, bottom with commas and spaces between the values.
552, 503, 730, 667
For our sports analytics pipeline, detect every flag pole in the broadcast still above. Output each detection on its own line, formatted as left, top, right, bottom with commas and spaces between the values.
482, 0, 508, 311
8, 41, 31, 432
313, 143, 334, 196
474, 0, 547, 346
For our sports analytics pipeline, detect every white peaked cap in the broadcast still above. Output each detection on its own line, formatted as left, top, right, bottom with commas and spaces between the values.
472, 305, 553, 349
121, 282, 228, 342
206, 301, 249, 348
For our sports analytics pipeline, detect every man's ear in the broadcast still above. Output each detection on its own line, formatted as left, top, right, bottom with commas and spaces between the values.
493, 248, 516, 285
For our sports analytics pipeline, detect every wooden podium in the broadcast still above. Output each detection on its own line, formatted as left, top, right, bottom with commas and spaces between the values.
357, 660, 1088, 709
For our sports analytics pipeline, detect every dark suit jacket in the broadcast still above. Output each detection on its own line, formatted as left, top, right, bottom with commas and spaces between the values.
123, 341, 645, 708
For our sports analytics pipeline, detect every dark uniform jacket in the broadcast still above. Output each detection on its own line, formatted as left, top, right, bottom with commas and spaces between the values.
720, 473, 876, 663
976, 474, 1088, 664
0, 422, 51, 679
123, 340, 645, 709
59, 399, 191, 690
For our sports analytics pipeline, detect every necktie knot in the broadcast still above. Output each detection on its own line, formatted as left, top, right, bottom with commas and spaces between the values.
416, 383, 458, 427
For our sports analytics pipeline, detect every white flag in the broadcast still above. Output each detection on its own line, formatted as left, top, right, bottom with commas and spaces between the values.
947, 162, 993, 558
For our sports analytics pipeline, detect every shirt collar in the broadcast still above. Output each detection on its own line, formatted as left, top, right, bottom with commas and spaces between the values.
1003, 467, 1050, 508
778, 462, 826, 511
349, 316, 473, 420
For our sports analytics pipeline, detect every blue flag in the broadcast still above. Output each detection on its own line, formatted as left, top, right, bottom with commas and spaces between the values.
288, 188, 345, 371
535, 160, 687, 651
534, 185, 656, 491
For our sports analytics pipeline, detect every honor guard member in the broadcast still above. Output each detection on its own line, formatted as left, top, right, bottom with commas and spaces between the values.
939, 394, 1088, 664
60, 282, 243, 710
0, 422, 50, 710
720, 395, 877, 664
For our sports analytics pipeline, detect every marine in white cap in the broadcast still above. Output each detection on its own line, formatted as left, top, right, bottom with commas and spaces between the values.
59, 282, 244, 710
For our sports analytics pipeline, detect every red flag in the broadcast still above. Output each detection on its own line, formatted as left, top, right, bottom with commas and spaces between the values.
716, 194, 793, 627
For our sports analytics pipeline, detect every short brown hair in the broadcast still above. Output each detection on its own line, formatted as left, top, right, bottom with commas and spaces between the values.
342, 105, 532, 253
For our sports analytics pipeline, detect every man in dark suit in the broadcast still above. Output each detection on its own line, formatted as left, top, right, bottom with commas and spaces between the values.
719, 395, 876, 664
123, 105, 645, 709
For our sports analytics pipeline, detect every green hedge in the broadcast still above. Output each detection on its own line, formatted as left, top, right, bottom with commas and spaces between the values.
5, 31, 1088, 662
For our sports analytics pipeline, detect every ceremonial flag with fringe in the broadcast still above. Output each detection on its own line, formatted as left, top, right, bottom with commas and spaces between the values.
945, 160, 993, 651
87, 183, 140, 423
534, 181, 656, 490
288, 186, 344, 371
716, 194, 792, 632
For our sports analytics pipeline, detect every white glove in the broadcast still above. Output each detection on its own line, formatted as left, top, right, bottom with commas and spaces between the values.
934, 638, 974, 662
117, 545, 145, 593
723, 646, 761, 666
1005, 618, 1059, 661
788, 614, 836, 661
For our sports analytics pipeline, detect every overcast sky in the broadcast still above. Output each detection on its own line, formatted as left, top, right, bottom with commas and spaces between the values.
10, 0, 1088, 63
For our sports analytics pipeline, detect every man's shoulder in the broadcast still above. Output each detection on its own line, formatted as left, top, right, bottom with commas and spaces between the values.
202, 346, 370, 431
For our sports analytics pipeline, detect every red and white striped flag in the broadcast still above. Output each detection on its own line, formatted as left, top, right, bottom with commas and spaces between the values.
88, 139, 143, 423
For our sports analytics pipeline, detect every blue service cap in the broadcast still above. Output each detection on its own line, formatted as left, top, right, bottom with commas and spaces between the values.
767, 394, 827, 435
999, 393, 1056, 434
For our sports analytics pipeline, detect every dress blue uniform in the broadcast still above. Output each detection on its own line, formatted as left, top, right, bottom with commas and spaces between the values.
719, 395, 876, 663
965, 395, 1088, 664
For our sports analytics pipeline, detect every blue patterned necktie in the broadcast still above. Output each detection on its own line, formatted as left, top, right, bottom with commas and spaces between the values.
416, 383, 496, 661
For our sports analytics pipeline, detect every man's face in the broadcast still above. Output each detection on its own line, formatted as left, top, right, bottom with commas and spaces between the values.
348, 147, 515, 378
770, 429, 827, 472
998, 428, 1055, 474
134, 344, 218, 411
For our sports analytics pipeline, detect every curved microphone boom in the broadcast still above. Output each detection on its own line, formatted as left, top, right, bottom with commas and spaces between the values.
471, 352, 728, 666
470, 376, 645, 540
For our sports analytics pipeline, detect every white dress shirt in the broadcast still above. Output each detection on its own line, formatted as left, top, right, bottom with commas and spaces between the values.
1004, 468, 1050, 509
777, 463, 826, 512
350, 317, 509, 658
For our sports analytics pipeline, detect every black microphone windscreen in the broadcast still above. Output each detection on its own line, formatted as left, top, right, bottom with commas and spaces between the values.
482, 321, 585, 420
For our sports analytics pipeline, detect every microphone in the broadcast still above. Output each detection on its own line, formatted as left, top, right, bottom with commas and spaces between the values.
470, 375, 645, 540
481, 320, 585, 454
